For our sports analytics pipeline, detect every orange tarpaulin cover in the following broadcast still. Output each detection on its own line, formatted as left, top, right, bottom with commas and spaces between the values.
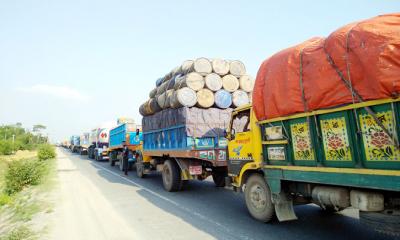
253, 13, 400, 121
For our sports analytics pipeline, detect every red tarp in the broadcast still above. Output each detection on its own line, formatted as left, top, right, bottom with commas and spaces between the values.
253, 13, 400, 121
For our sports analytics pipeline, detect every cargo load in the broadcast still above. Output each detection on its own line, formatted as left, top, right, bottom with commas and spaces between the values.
142, 107, 232, 138
140, 57, 254, 116
253, 13, 400, 120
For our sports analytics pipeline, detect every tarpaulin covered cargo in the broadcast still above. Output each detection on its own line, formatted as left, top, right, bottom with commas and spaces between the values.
253, 13, 400, 120
142, 107, 232, 138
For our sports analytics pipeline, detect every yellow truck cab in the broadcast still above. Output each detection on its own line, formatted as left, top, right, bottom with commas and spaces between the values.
227, 104, 263, 190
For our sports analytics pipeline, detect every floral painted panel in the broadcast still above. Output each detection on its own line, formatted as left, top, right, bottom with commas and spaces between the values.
290, 122, 314, 161
320, 117, 352, 161
359, 111, 400, 161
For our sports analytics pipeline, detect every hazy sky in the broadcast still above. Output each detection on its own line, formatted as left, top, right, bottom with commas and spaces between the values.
0, 1, 399, 142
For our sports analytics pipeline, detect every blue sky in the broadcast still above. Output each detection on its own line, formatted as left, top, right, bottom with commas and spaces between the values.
0, 1, 399, 141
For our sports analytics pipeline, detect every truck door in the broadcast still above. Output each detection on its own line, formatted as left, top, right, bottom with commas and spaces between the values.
227, 108, 253, 176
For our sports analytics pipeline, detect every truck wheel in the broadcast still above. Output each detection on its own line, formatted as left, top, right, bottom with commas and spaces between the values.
360, 211, 400, 237
135, 152, 145, 178
212, 168, 227, 187
212, 173, 226, 187
162, 160, 181, 192
244, 174, 275, 222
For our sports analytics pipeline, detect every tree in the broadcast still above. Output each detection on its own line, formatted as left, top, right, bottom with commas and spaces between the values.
33, 124, 46, 144
33, 124, 46, 132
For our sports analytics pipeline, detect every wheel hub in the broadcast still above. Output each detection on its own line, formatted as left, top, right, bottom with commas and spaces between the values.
250, 184, 267, 210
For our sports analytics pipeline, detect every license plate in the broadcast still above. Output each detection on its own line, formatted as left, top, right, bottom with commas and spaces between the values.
189, 165, 202, 175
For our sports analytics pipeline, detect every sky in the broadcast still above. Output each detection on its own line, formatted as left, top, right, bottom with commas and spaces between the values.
0, 1, 399, 142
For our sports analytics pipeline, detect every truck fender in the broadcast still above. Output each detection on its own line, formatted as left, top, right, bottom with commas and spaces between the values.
173, 158, 193, 181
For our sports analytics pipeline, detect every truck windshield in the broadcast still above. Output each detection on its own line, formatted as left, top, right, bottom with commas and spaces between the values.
232, 109, 251, 134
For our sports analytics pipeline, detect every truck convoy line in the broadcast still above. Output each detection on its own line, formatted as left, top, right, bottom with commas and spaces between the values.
61, 14, 400, 236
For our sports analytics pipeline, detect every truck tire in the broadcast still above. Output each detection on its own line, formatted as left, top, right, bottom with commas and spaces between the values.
360, 211, 400, 237
212, 173, 226, 187
135, 152, 145, 178
212, 168, 227, 187
244, 174, 275, 222
162, 159, 181, 192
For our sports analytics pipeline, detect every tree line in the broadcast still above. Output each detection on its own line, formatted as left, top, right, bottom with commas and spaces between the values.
0, 123, 48, 155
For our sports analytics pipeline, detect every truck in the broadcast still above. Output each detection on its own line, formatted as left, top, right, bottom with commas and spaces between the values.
77, 132, 90, 155
88, 127, 110, 161
108, 122, 142, 171
224, 14, 400, 236
133, 107, 230, 191
69, 135, 80, 153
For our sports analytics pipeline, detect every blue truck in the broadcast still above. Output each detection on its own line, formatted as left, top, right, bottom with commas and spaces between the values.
136, 107, 231, 192
108, 122, 143, 171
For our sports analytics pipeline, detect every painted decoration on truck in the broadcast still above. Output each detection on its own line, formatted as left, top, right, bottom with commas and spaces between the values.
290, 122, 314, 161
320, 117, 352, 161
359, 111, 400, 161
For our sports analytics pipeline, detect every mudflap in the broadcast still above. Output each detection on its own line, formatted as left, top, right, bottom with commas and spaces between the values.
174, 158, 192, 180
272, 192, 297, 222
265, 170, 297, 222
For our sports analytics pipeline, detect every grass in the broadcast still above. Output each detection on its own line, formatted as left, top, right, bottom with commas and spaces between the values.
0, 226, 36, 240
0, 149, 57, 240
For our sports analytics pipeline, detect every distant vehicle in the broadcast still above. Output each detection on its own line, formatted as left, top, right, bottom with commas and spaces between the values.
108, 121, 141, 171
69, 135, 80, 153
88, 128, 110, 161
76, 132, 90, 155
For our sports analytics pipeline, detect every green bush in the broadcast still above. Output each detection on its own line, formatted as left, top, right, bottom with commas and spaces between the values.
37, 144, 56, 161
4, 159, 45, 195
0, 140, 13, 155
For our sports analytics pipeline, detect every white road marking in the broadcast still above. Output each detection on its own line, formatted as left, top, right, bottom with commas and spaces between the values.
92, 161, 254, 240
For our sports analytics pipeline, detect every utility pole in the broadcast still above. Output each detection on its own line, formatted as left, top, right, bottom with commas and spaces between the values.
12, 134, 15, 154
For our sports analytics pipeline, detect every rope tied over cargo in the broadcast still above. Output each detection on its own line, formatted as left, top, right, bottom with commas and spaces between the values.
322, 32, 400, 150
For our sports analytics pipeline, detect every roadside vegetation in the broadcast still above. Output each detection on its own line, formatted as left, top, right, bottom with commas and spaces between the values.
0, 123, 56, 240
0, 124, 48, 155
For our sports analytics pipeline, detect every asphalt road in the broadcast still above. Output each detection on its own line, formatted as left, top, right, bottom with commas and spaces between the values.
52, 148, 395, 240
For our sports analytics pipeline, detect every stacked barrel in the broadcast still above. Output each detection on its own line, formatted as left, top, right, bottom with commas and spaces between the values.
140, 58, 254, 116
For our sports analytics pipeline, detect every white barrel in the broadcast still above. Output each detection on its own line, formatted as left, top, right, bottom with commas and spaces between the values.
191, 57, 212, 76
212, 59, 230, 75
157, 92, 169, 109
157, 79, 175, 95
149, 88, 158, 98
155, 77, 164, 87
165, 89, 175, 108
222, 74, 239, 92
229, 60, 246, 76
150, 98, 161, 113
196, 88, 214, 108
232, 90, 250, 107
214, 89, 232, 109
139, 98, 161, 116
205, 73, 222, 91
239, 75, 254, 92
181, 60, 194, 74
174, 72, 204, 91
170, 87, 197, 108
